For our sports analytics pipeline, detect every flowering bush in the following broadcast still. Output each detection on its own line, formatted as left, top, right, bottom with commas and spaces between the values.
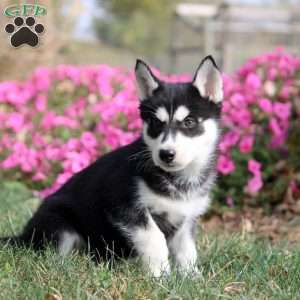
0, 49, 299, 206
216, 49, 300, 206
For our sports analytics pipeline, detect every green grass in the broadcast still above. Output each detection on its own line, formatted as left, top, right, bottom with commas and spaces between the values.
0, 182, 299, 300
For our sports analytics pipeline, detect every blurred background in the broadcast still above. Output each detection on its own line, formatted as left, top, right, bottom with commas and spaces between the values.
1, 0, 300, 80
0, 0, 299, 241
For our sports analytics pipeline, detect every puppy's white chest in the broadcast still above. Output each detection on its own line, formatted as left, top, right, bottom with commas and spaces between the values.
138, 180, 210, 225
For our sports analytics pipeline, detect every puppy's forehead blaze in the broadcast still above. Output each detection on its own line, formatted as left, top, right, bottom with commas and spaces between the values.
174, 106, 190, 122
155, 107, 169, 122
154, 105, 191, 123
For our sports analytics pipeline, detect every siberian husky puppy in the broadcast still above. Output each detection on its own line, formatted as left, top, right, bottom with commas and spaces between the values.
1, 56, 223, 277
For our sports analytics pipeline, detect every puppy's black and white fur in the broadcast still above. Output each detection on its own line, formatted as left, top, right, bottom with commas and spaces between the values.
1, 56, 223, 277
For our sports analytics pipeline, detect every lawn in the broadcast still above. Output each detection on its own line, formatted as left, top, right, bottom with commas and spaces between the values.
0, 181, 299, 300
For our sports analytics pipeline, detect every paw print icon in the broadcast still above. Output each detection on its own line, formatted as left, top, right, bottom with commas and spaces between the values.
5, 16, 45, 47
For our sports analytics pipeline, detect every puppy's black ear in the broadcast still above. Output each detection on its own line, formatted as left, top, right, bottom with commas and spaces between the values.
135, 59, 159, 101
193, 55, 223, 103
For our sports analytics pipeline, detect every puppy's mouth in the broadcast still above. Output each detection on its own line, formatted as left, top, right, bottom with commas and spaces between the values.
155, 160, 185, 173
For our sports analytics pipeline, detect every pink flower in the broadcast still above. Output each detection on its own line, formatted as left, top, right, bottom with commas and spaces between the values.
41, 112, 56, 130
20, 160, 33, 172
6, 113, 24, 132
239, 135, 254, 153
35, 94, 47, 112
56, 172, 73, 185
273, 102, 291, 120
1, 154, 18, 169
230, 93, 245, 107
223, 131, 240, 146
53, 116, 78, 129
270, 134, 285, 148
80, 132, 97, 148
231, 109, 252, 128
97, 78, 113, 99
45, 146, 63, 160
245, 73, 261, 90
226, 196, 234, 207
280, 85, 291, 99
217, 155, 235, 175
32, 172, 46, 181
247, 175, 263, 194
248, 159, 261, 176
119, 131, 136, 146
267, 67, 278, 80
32, 67, 51, 91
64, 151, 91, 173
219, 131, 240, 153
66, 138, 80, 151
269, 118, 283, 136
258, 98, 273, 113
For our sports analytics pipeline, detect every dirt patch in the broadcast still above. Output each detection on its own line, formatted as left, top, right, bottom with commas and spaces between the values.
202, 202, 300, 242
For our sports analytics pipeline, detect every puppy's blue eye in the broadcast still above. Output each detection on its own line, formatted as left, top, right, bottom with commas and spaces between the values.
182, 117, 197, 129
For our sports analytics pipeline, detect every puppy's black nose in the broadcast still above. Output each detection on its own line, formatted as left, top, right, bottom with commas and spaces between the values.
159, 149, 176, 164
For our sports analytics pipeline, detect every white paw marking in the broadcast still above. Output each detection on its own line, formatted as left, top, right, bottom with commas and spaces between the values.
58, 231, 84, 255
129, 215, 170, 277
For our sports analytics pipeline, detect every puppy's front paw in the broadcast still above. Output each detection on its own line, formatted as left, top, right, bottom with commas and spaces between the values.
189, 266, 202, 279
150, 262, 171, 278
178, 265, 201, 278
